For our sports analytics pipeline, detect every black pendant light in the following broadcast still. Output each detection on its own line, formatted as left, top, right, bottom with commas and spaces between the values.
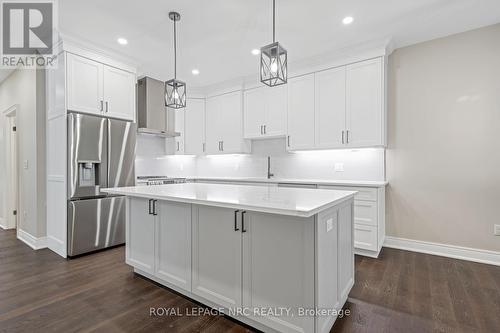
165, 11, 186, 109
260, 0, 287, 87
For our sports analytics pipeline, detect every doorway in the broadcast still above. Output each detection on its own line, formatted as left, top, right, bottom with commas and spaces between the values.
2, 105, 18, 230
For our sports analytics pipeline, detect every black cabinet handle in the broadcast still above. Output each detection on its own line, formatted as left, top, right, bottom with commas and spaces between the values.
148, 199, 153, 215
153, 200, 158, 216
241, 211, 247, 233
234, 210, 240, 231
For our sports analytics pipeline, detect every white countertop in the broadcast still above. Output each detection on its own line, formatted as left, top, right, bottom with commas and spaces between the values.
103, 183, 356, 217
188, 177, 388, 187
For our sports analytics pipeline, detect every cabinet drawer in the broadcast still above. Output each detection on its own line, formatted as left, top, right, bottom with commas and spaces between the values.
354, 200, 377, 226
335, 186, 377, 201
354, 224, 377, 251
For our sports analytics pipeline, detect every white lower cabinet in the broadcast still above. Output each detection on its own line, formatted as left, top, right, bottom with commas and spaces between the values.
353, 224, 378, 252
192, 205, 242, 308
127, 199, 355, 333
318, 185, 385, 258
155, 201, 192, 291
127, 198, 192, 291
126, 198, 155, 274
242, 212, 315, 333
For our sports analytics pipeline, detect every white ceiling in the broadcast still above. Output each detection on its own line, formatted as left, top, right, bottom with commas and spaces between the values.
57, 0, 500, 87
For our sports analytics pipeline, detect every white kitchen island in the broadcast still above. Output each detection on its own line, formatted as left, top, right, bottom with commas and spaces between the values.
103, 183, 356, 333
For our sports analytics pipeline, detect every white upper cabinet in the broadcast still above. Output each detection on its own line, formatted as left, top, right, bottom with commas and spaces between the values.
184, 99, 206, 155
173, 108, 185, 154
244, 85, 287, 139
205, 96, 221, 154
66, 53, 103, 115
346, 57, 384, 147
265, 84, 287, 137
103, 65, 136, 121
287, 74, 315, 150
205, 91, 249, 154
66, 53, 136, 121
243, 87, 266, 138
315, 66, 346, 148
285, 57, 385, 151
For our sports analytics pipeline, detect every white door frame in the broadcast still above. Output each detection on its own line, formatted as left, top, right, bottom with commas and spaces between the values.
2, 104, 19, 230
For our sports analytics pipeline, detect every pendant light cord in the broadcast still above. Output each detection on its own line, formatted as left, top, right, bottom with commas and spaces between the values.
173, 16, 177, 79
272, 0, 276, 43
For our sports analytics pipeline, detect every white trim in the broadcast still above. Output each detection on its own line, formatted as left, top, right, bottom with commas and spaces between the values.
16, 229, 48, 250
47, 236, 67, 258
355, 247, 381, 259
0, 218, 14, 230
384, 236, 500, 267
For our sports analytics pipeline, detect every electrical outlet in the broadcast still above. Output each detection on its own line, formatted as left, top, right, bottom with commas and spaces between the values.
494, 224, 500, 236
334, 163, 344, 172
326, 218, 333, 232
23, 160, 29, 169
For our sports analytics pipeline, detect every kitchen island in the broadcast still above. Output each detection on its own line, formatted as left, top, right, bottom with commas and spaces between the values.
103, 183, 356, 333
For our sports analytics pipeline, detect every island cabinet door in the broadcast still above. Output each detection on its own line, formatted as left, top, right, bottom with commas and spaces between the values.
155, 201, 192, 292
338, 201, 355, 304
192, 205, 242, 309
242, 212, 315, 333
127, 198, 155, 274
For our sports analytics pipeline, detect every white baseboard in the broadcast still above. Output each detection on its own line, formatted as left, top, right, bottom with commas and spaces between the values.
0, 217, 14, 230
0, 218, 7, 229
17, 229, 48, 250
47, 235, 67, 258
384, 236, 500, 267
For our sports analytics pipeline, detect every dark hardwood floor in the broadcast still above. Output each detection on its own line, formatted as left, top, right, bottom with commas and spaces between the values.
1, 229, 499, 333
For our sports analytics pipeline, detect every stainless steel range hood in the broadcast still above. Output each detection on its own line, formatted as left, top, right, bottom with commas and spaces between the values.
137, 76, 180, 138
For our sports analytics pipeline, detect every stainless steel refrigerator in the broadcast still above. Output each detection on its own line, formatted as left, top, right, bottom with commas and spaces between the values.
67, 113, 136, 256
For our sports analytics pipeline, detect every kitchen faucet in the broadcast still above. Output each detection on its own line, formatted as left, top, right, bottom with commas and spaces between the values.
267, 156, 274, 179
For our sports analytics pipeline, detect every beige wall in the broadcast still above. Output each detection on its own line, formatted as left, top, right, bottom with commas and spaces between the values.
0, 69, 46, 238
386, 23, 500, 252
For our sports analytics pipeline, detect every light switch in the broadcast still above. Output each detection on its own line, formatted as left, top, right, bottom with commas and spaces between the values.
326, 218, 333, 232
23, 160, 29, 169
334, 163, 344, 172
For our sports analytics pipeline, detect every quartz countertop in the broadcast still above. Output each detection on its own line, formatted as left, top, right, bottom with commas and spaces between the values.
103, 183, 356, 217
188, 177, 388, 187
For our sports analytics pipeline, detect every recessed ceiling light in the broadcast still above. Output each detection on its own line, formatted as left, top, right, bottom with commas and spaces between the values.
342, 16, 354, 25
251, 49, 260, 55
191, 69, 200, 75
117, 37, 128, 45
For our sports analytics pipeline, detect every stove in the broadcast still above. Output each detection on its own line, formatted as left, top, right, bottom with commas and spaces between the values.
137, 176, 187, 186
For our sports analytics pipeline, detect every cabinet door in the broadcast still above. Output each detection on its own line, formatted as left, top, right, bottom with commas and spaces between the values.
346, 58, 383, 147
219, 91, 244, 153
315, 66, 346, 148
205, 96, 221, 154
184, 99, 206, 155
265, 84, 287, 137
338, 201, 354, 303
66, 53, 103, 115
192, 205, 242, 309
127, 198, 155, 274
174, 108, 185, 154
242, 212, 315, 333
155, 201, 191, 291
244, 87, 266, 139
103, 65, 136, 121
287, 74, 315, 150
